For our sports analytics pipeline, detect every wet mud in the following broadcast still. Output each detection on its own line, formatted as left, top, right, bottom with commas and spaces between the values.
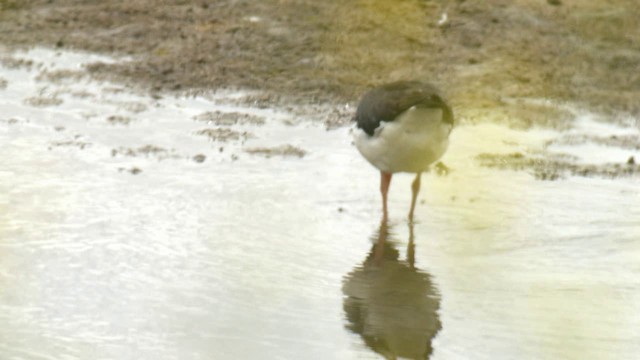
193, 111, 266, 126
2, 0, 640, 127
476, 152, 640, 180
244, 144, 307, 158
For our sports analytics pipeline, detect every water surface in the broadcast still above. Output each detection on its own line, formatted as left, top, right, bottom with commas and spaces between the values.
1, 48, 639, 360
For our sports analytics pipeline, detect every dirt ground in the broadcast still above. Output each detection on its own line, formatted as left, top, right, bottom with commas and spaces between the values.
1, 0, 640, 128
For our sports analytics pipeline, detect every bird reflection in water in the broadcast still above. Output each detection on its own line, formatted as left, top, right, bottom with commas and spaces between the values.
342, 221, 442, 359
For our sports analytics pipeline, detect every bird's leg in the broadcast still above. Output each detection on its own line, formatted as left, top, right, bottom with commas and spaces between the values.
380, 171, 392, 221
408, 172, 421, 222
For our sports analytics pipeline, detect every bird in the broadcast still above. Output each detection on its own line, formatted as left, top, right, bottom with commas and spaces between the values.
353, 81, 454, 221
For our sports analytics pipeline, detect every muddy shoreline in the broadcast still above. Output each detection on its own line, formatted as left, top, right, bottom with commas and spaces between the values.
1, 0, 640, 128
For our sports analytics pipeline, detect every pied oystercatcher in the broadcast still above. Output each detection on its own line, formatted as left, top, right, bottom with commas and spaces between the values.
353, 81, 454, 220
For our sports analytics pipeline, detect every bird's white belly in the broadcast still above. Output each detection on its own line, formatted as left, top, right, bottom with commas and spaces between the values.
354, 107, 451, 173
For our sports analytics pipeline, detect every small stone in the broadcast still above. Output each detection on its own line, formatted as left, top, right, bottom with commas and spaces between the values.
193, 154, 206, 163
628, 156, 635, 165
434, 162, 450, 176
107, 115, 133, 125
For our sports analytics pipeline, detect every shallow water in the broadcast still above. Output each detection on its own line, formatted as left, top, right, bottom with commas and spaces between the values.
1, 48, 640, 360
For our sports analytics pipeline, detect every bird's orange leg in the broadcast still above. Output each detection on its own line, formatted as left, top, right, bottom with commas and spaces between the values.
380, 171, 392, 221
408, 172, 421, 222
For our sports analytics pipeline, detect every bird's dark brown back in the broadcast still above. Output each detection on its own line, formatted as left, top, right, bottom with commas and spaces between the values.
355, 81, 453, 136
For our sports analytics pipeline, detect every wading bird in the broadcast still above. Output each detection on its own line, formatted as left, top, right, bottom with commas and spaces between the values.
353, 81, 454, 221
